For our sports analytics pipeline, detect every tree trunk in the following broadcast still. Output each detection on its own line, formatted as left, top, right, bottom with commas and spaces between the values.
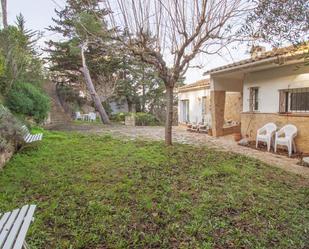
165, 85, 174, 145
141, 65, 146, 112
81, 44, 110, 124
127, 97, 133, 112
1, 0, 7, 28
142, 83, 146, 112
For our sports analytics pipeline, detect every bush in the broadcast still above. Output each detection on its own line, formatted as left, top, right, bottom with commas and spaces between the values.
111, 112, 126, 122
111, 112, 160, 126
133, 112, 160, 126
6, 82, 50, 123
0, 105, 23, 152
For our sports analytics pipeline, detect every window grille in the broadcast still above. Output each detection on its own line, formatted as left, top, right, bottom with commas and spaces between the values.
202, 96, 206, 115
279, 88, 309, 113
249, 87, 259, 112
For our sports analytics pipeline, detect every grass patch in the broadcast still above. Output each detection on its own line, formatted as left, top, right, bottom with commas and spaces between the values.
0, 130, 308, 248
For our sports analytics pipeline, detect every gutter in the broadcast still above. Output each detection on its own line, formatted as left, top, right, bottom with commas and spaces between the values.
203, 52, 306, 76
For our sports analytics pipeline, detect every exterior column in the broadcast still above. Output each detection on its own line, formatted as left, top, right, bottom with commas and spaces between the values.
211, 90, 226, 137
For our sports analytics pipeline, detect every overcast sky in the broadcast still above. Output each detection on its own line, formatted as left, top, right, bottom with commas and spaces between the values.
7, 0, 250, 84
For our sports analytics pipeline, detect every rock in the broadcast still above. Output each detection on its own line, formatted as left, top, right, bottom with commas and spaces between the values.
303, 157, 309, 166
238, 138, 249, 146
0, 149, 14, 169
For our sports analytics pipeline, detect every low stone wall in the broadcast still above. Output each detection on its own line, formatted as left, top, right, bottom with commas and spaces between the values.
125, 115, 136, 126
223, 125, 241, 136
0, 149, 13, 169
241, 112, 309, 153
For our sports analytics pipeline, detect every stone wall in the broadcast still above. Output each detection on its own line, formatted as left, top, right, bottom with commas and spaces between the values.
125, 115, 136, 126
223, 125, 241, 136
225, 92, 242, 122
210, 90, 226, 136
241, 112, 309, 153
0, 149, 13, 169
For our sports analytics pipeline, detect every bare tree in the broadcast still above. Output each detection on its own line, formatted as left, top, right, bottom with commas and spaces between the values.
1, 0, 7, 28
106, 0, 246, 145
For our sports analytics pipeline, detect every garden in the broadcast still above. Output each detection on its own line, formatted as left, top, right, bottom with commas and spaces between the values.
0, 129, 308, 248
0, 1, 308, 248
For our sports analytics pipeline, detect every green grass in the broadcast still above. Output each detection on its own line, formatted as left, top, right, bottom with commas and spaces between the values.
0, 130, 308, 248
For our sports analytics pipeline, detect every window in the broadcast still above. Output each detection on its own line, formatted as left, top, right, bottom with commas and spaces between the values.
249, 87, 259, 112
279, 88, 309, 113
181, 100, 189, 122
201, 96, 207, 115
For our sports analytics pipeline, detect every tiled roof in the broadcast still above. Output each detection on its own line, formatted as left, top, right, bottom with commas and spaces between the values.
178, 79, 210, 92
204, 43, 309, 74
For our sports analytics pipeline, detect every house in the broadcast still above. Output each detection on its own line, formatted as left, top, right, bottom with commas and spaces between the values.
177, 79, 242, 130
205, 44, 309, 153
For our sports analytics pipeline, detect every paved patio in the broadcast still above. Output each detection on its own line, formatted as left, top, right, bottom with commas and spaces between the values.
49, 123, 309, 178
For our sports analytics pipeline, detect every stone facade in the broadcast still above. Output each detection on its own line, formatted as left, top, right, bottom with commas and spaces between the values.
0, 149, 13, 169
225, 92, 242, 122
210, 90, 226, 136
241, 112, 309, 153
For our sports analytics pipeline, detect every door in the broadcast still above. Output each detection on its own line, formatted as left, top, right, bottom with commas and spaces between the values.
182, 100, 189, 122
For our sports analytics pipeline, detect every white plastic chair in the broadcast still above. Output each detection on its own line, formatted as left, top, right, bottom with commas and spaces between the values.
203, 114, 212, 128
88, 112, 96, 122
75, 112, 82, 120
256, 123, 277, 151
274, 124, 297, 157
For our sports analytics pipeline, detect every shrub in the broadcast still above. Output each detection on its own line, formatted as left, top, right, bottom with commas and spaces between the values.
111, 112, 160, 126
133, 112, 160, 126
111, 112, 126, 122
0, 105, 23, 152
6, 82, 50, 123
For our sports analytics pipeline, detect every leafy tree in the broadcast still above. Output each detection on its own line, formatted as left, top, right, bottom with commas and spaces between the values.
242, 0, 309, 46
0, 14, 44, 95
114, 57, 164, 113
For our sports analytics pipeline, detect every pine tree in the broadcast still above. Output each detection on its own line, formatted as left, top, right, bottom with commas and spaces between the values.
47, 0, 119, 123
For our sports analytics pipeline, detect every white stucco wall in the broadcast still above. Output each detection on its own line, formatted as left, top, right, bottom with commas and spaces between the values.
178, 88, 211, 123
243, 64, 309, 113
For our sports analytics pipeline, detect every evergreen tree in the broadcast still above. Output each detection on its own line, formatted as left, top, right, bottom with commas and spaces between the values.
47, 0, 122, 123
0, 14, 44, 95
242, 0, 309, 46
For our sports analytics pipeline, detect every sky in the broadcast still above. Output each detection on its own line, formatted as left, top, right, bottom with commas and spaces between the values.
7, 0, 250, 84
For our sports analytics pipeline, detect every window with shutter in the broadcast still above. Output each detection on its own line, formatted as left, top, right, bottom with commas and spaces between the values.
279, 88, 309, 113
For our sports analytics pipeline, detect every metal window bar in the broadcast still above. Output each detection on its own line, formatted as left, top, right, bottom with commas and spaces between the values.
248, 87, 259, 112
288, 88, 309, 112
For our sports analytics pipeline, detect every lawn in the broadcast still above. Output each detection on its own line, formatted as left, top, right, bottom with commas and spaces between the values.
0, 130, 308, 249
